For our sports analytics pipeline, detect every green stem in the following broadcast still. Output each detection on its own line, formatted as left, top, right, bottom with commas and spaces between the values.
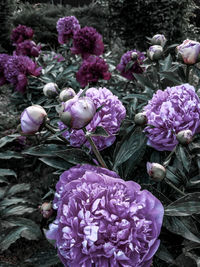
163, 145, 177, 167
156, 61, 161, 89
164, 178, 186, 196
83, 128, 108, 169
44, 123, 68, 144
186, 65, 190, 83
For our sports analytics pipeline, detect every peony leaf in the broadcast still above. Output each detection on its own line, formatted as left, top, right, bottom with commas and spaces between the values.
0, 169, 17, 178
0, 151, 23, 159
165, 193, 200, 216
56, 148, 93, 165
90, 126, 110, 137
6, 183, 30, 197
160, 54, 172, 71
156, 243, 175, 264
0, 205, 35, 217
22, 144, 67, 157
39, 157, 72, 170
133, 73, 156, 89
0, 134, 21, 148
163, 216, 200, 243
175, 145, 191, 172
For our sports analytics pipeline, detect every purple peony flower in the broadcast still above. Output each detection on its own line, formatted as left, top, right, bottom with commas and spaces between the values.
4, 55, 41, 93
116, 50, 145, 80
0, 54, 10, 86
76, 56, 111, 87
144, 83, 200, 151
71, 26, 104, 59
15, 40, 41, 57
58, 87, 126, 150
56, 16, 80, 44
46, 164, 164, 267
11, 24, 34, 45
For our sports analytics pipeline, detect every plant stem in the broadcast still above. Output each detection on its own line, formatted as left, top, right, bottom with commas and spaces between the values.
44, 123, 68, 144
156, 61, 161, 89
163, 145, 177, 167
83, 128, 108, 169
164, 178, 186, 196
186, 65, 190, 83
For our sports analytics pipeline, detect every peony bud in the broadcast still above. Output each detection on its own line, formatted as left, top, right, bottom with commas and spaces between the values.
147, 162, 166, 182
20, 105, 47, 134
151, 34, 166, 47
43, 82, 58, 98
176, 39, 200, 65
176, 129, 193, 145
134, 112, 147, 126
59, 88, 76, 102
39, 202, 53, 219
60, 96, 96, 129
147, 45, 163, 61
131, 52, 138, 60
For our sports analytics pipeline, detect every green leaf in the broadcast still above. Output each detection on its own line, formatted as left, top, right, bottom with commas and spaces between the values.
163, 216, 200, 243
0, 169, 17, 178
0, 226, 27, 251
160, 71, 181, 84
133, 73, 155, 89
6, 183, 30, 197
39, 157, 72, 170
113, 128, 147, 170
125, 60, 134, 72
24, 249, 61, 267
160, 54, 172, 71
0, 177, 9, 184
22, 144, 67, 157
156, 243, 175, 264
123, 93, 148, 101
176, 145, 191, 172
56, 149, 93, 165
0, 151, 23, 159
1, 205, 35, 217
0, 198, 28, 207
165, 193, 200, 216
90, 126, 110, 137
0, 134, 21, 148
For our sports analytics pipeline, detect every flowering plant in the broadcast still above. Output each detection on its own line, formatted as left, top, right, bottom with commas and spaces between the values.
46, 164, 164, 267
11, 24, 34, 45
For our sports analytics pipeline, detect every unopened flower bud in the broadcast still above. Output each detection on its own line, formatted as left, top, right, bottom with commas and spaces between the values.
176, 129, 193, 145
134, 112, 147, 125
147, 45, 163, 61
131, 52, 138, 60
39, 202, 53, 219
147, 162, 166, 182
43, 82, 58, 98
60, 111, 72, 127
176, 39, 200, 65
20, 105, 47, 134
151, 34, 166, 47
60, 96, 96, 129
59, 88, 76, 102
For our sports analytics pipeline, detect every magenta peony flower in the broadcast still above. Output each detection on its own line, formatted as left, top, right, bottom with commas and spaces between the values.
11, 24, 34, 45
71, 26, 104, 59
144, 83, 200, 151
4, 55, 41, 93
58, 87, 126, 150
116, 50, 145, 80
0, 54, 10, 86
76, 56, 111, 87
15, 40, 41, 57
46, 164, 164, 267
56, 16, 80, 44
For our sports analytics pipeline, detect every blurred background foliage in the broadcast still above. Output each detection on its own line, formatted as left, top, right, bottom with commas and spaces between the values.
1, 0, 200, 53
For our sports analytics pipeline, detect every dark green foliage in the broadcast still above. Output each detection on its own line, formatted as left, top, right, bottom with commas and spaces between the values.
0, 0, 15, 52
109, 0, 200, 50
9, 2, 108, 50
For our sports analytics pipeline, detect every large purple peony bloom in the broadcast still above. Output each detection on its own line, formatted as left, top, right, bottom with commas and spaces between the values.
11, 24, 34, 45
56, 16, 80, 44
116, 50, 145, 80
144, 83, 200, 151
0, 54, 10, 86
4, 55, 41, 93
58, 87, 126, 150
71, 26, 104, 59
76, 56, 111, 87
15, 40, 41, 57
46, 164, 164, 267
